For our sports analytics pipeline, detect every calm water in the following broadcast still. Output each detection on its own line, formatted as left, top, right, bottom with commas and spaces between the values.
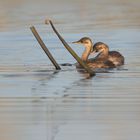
0, 0, 140, 140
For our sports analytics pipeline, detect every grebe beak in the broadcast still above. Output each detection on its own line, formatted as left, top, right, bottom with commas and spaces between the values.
72, 40, 81, 44
90, 50, 96, 56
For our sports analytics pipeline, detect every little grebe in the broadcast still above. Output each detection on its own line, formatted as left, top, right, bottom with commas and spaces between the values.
73, 37, 124, 69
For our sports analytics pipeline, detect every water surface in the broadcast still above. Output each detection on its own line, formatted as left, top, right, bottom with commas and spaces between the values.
0, 0, 140, 140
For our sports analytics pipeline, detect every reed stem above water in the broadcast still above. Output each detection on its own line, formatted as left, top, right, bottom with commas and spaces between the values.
30, 26, 61, 70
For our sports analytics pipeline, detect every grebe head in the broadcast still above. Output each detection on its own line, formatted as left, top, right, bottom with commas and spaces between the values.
92, 42, 109, 54
72, 37, 94, 61
72, 37, 93, 52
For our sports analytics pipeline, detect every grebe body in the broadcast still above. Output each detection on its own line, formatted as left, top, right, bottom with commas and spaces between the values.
93, 42, 124, 67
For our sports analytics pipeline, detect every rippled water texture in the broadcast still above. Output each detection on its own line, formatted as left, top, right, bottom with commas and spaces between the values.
0, 0, 140, 140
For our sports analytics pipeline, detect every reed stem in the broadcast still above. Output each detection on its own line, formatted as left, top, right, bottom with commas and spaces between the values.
30, 26, 61, 70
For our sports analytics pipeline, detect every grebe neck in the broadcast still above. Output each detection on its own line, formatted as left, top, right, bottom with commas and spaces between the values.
81, 46, 92, 61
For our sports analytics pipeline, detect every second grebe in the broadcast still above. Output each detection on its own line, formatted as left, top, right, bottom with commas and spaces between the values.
73, 37, 124, 68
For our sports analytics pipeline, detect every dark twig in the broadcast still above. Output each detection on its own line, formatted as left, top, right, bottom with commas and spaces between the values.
30, 26, 61, 70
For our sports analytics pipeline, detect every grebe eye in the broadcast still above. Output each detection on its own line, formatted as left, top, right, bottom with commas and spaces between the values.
94, 47, 98, 52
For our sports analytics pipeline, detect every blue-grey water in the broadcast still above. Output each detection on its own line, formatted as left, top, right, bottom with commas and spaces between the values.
0, 0, 140, 140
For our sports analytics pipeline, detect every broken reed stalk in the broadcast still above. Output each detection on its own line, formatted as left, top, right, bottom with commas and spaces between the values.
45, 20, 95, 76
30, 26, 61, 70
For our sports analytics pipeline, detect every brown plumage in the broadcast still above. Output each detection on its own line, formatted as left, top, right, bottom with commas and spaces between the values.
73, 37, 124, 69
